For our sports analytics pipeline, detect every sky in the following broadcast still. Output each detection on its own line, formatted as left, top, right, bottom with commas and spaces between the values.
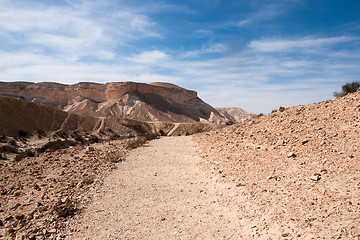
0, 0, 360, 113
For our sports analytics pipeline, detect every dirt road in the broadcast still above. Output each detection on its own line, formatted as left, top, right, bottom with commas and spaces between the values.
67, 136, 243, 239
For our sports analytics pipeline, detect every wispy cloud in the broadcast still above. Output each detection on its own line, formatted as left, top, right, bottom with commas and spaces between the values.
249, 36, 357, 52
182, 44, 226, 58
236, 0, 301, 27
0, 0, 159, 61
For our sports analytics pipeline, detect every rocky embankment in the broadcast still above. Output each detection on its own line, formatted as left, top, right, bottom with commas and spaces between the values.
194, 92, 360, 239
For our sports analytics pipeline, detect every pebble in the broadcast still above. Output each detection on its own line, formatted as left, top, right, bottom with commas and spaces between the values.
309, 174, 321, 181
287, 152, 296, 158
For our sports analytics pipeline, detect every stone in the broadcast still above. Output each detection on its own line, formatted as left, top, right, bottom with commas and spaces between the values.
301, 139, 309, 144
309, 174, 321, 181
86, 146, 95, 152
15, 214, 25, 220
278, 106, 286, 112
287, 152, 296, 158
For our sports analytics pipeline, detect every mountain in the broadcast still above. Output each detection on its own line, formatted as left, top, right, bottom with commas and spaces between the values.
216, 107, 256, 122
0, 81, 225, 123
0, 94, 145, 137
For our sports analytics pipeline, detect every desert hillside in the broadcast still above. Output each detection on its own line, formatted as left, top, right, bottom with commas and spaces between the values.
0, 81, 225, 123
194, 91, 360, 238
0, 95, 141, 137
216, 107, 256, 122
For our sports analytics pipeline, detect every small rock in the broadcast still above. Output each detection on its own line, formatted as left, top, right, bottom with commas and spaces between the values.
287, 152, 296, 158
278, 106, 286, 112
310, 174, 321, 181
15, 214, 25, 220
301, 139, 309, 144
86, 146, 95, 152
15, 234, 25, 240
320, 169, 328, 174
34, 184, 41, 191
161, 217, 166, 221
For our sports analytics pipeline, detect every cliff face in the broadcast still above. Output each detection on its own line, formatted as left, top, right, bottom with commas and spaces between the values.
0, 95, 139, 137
0, 81, 224, 123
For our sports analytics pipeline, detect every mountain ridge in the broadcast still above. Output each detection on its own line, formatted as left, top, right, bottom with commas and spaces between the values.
0, 81, 225, 123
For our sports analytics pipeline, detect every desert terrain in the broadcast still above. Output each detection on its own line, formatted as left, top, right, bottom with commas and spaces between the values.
0, 82, 359, 239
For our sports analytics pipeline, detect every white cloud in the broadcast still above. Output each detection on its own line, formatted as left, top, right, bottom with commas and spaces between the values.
131, 50, 169, 64
0, 0, 159, 61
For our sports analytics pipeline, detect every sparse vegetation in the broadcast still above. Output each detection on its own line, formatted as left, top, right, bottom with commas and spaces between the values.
106, 151, 124, 163
37, 140, 77, 153
225, 120, 235, 126
0, 144, 18, 154
53, 130, 68, 139
88, 135, 100, 143
334, 81, 360, 97
0, 135, 7, 143
14, 149, 35, 161
8, 139, 17, 146
125, 133, 159, 149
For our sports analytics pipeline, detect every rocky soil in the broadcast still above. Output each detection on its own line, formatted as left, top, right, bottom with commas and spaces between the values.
194, 91, 360, 239
0, 137, 151, 239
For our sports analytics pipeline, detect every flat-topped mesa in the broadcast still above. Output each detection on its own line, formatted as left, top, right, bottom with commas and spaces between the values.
0, 81, 223, 123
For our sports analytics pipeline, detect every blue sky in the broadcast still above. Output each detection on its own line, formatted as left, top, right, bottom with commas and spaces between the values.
0, 0, 360, 113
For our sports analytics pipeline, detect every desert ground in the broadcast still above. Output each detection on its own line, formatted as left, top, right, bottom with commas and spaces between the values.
1, 89, 359, 239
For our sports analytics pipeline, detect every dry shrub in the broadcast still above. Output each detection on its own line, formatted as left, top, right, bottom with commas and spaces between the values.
14, 149, 35, 161
334, 81, 360, 97
37, 140, 77, 153
106, 151, 124, 163
125, 133, 159, 149
0, 144, 18, 154
53, 197, 77, 218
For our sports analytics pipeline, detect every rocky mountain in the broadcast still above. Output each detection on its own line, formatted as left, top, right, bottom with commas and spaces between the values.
194, 91, 360, 238
0, 95, 218, 139
0, 81, 225, 123
216, 107, 256, 122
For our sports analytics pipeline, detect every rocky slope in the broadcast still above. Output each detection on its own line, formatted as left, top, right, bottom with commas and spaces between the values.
0, 137, 138, 239
0, 81, 225, 123
216, 107, 256, 122
0, 95, 159, 139
194, 91, 360, 239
